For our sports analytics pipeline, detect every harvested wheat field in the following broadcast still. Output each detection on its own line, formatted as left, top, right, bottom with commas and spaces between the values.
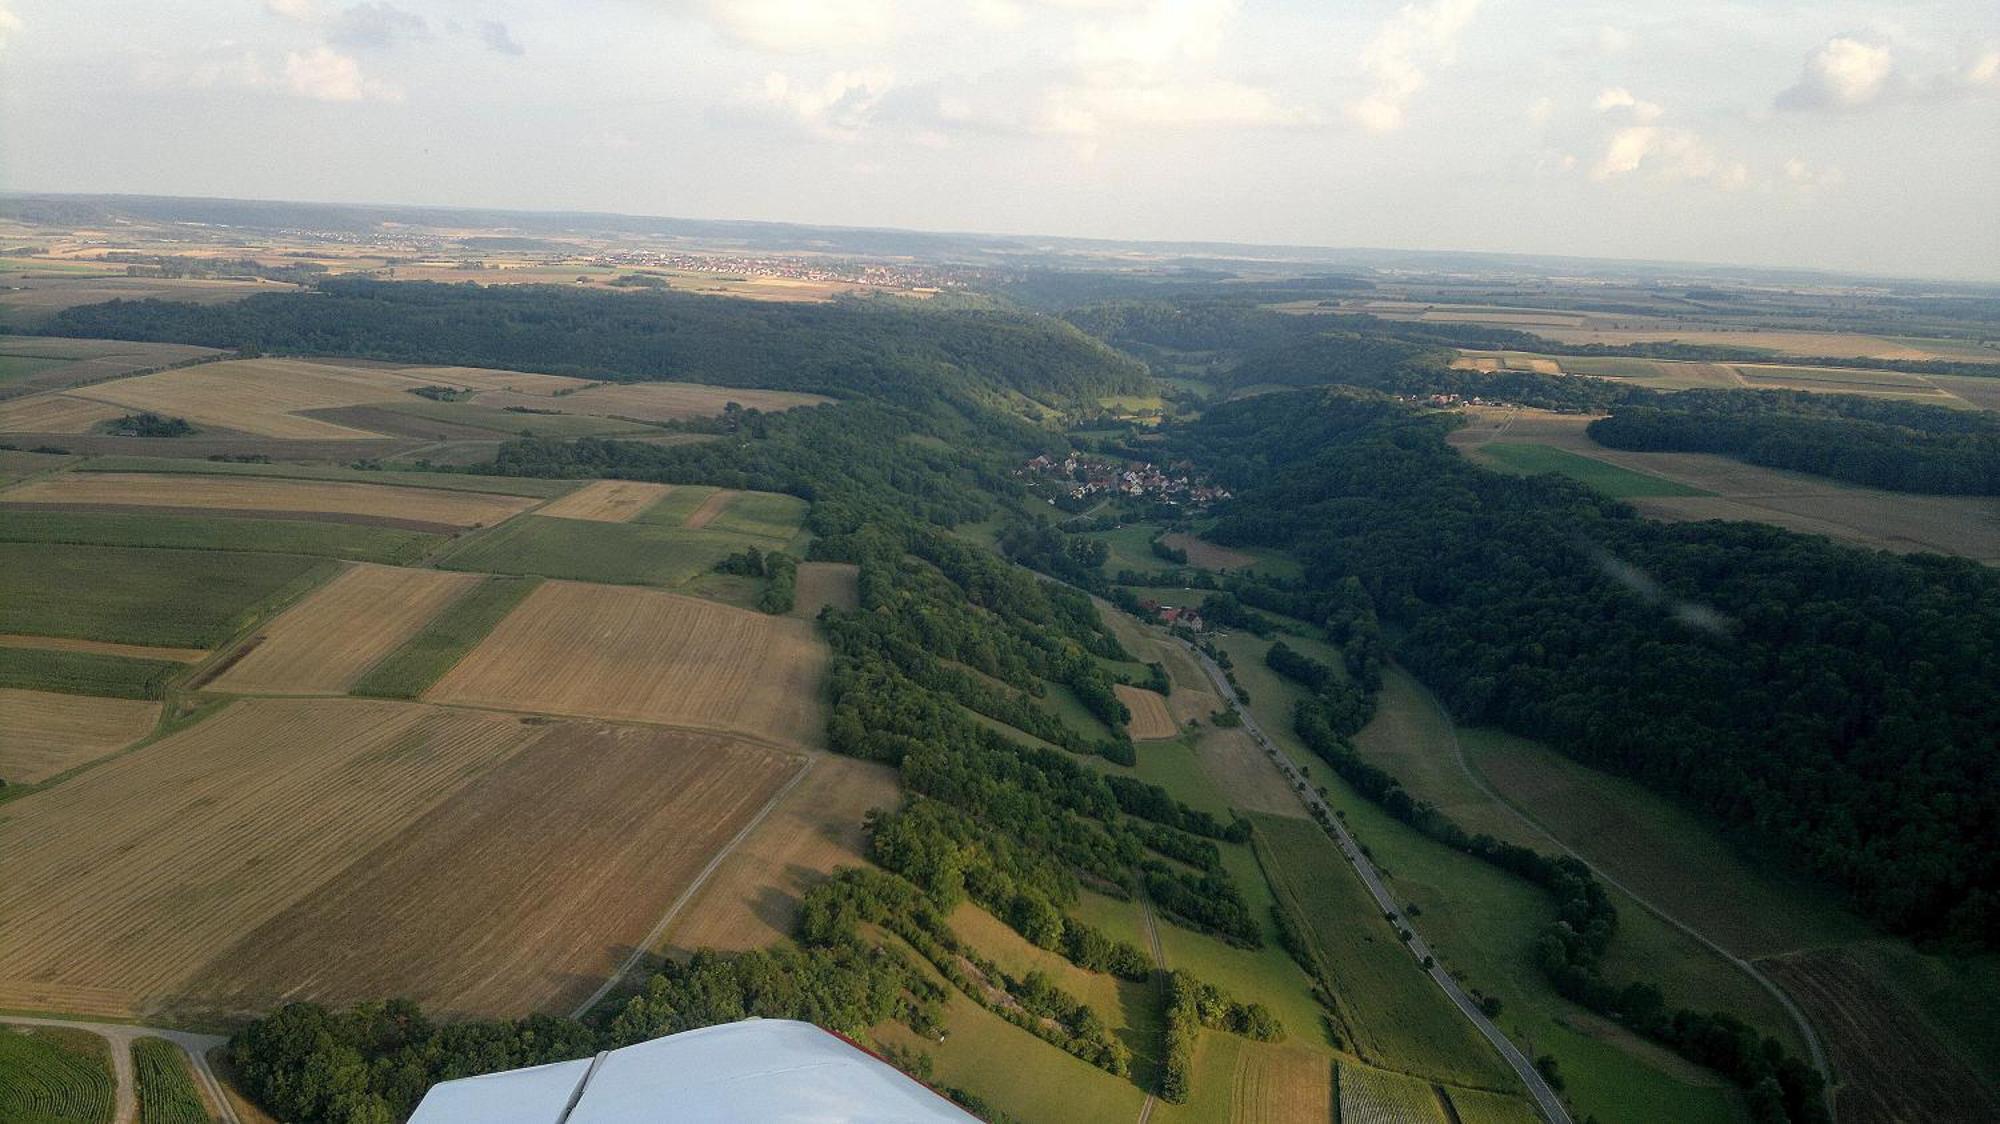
791, 562, 860, 617
1231, 1043, 1334, 1124
1159, 531, 1256, 571
679, 488, 741, 529
0, 393, 128, 433
424, 580, 827, 746
209, 565, 481, 694
3, 472, 535, 530
664, 755, 900, 955
0, 688, 159, 784
1194, 727, 1305, 818
49, 358, 448, 440
0, 698, 549, 1017
180, 722, 801, 1018
1114, 684, 1178, 740
535, 480, 675, 523
392, 365, 591, 395
0, 634, 207, 663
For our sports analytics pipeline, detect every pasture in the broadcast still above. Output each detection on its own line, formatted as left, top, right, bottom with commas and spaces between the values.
535, 479, 676, 522
0, 1025, 114, 1124
0, 543, 332, 647
1475, 442, 1708, 498
1113, 683, 1177, 740
0, 688, 159, 784
182, 721, 799, 1018
665, 755, 900, 954
424, 580, 828, 747
0, 698, 549, 1017
349, 576, 541, 699
0, 508, 441, 563
3, 471, 537, 531
1158, 531, 1256, 571
209, 564, 481, 695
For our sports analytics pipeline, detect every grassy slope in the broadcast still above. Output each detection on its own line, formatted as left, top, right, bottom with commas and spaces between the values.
350, 576, 541, 699
0, 509, 440, 564
0, 542, 334, 647
1479, 442, 1709, 498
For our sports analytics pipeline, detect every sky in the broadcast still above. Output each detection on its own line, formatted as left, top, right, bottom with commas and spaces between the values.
1, 1, 1997, 280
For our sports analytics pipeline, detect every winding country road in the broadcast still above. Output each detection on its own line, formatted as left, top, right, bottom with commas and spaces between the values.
2, 1016, 239, 1124
1407, 679, 1838, 1122
1179, 642, 1576, 1124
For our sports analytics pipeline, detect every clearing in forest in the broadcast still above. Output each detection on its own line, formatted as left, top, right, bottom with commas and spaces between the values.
1114, 683, 1178, 740
535, 480, 675, 522
0, 688, 159, 784
181, 721, 799, 1018
208, 564, 481, 695
424, 580, 827, 746
0, 698, 550, 1017
791, 562, 860, 616
2, 471, 535, 531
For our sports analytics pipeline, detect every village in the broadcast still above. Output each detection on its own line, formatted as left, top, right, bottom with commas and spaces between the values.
1017, 453, 1232, 509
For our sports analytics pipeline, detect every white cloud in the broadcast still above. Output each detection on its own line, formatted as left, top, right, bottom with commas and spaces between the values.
1590, 123, 1745, 188
284, 46, 400, 101
0, 1, 22, 52
1776, 36, 1896, 111
693, 0, 894, 53
755, 69, 896, 138
1072, 0, 1236, 71
1593, 86, 1662, 122
1961, 46, 2000, 90
1594, 25, 1632, 55
1041, 78, 1306, 137
1346, 0, 1482, 134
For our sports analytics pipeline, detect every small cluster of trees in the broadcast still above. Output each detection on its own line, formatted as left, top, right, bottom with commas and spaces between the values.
715, 546, 798, 613
1157, 970, 1282, 1104
106, 412, 193, 437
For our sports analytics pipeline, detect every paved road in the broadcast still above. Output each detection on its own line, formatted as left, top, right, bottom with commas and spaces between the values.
1180, 643, 1575, 1124
2, 1016, 239, 1124
1410, 679, 1838, 1121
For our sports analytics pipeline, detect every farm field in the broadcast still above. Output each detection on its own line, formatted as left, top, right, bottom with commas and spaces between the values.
0, 542, 332, 647
535, 479, 676, 522
0, 274, 276, 326
1189, 725, 1303, 817
424, 580, 827, 747
0, 1024, 114, 1124
1158, 531, 1256, 570
0, 698, 549, 1017
1448, 406, 2000, 561
2, 471, 537, 531
0, 688, 159, 784
75, 455, 577, 497
350, 576, 541, 699
0, 634, 206, 662
0, 392, 127, 432
132, 1036, 210, 1124
1451, 348, 1986, 407
0, 448, 70, 482
0, 336, 220, 398
0, 507, 442, 563
680, 487, 740, 529
181, 720, 800, 1018
0, 646, 183, 700
664, 755, 900, 955
1113, 683, 1177, 739
699, 490, 810, 542
1223, 1043, 1333, 1124
791, 561, 859, 616
1475, 442, 1708, 498
209, 564, 480, 695
1337, 1060, 1450, 1124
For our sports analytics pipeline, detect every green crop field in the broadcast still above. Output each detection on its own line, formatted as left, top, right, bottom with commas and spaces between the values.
0, 646, 181, 699
0, 450, 72, 483
77, 456, 577, 498
351, 576, 542, 698
0, 509, 440, 564
631, 484, 724, 525
0, 1025, 115, 1124
1478, 442, 1709, 498
133, 1037, 209, 1124
435, 516, 749, 588
702, 491, 810, 544
0, 543, 334, 647
1250, 814, 1516, 1090
0, 353, 75, 384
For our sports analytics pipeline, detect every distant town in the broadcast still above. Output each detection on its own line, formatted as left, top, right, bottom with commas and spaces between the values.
1018, 453, 1232, 509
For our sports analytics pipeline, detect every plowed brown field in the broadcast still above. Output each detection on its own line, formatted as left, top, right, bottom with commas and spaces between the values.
535, 480, 674, 522
209, 565, 480, 694
0, 688, 159, 784
1114, 684, 1177, 740
3, 472, 535, 529
0, 698, 548, 1017
181, 721, 800, 1017
424, 580, 826, 746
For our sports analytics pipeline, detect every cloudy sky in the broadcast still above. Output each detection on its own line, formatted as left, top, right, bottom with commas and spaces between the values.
2, 1, 1997, 279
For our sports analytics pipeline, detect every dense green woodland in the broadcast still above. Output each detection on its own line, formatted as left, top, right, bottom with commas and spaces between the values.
1165, 389, 1999, 947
